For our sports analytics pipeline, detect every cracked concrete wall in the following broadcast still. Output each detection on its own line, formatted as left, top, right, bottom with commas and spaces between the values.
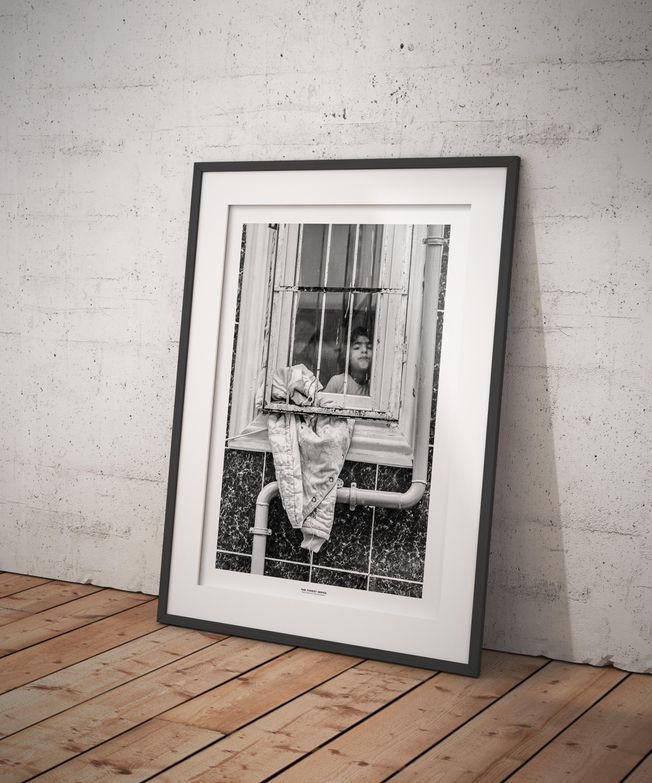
1, 0, 650, 671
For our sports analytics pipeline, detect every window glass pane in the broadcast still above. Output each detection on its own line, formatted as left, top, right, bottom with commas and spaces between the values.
296, 224, 383, 290
327, 225, 355, 287
316, 292, 347, 387
298, 224, 326, 287
290, 291, 378, 394
290, 291, 321, 371
324, 293, 376, 397
290, 291, 341, 390
354, 225, 383, 289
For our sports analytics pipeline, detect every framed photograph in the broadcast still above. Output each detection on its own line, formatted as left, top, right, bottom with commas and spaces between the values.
158, 157, 519, 676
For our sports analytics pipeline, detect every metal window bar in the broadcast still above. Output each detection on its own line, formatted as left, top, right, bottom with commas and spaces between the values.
342, 224, 361, 399
367, 225, 379, 397
314, 225, 332, 384
264, 223, 409, 419
285, 224, 304, 405
274, 285, 405, 293
261, 224, 281, 412
263, 402, 395, 420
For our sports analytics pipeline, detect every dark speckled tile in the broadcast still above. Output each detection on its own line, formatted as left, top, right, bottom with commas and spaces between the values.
263, 451, 276, 485
368, 577, 423, 598
312, 460, 376, 572
430, 309, 445, 444
437, 231, 449, 312
226, 226, 248, 425
312, 503, 373, 572
376, 465, 413, 493
264, 559, 310, 582
216, 449, 265, 555
310, 567, 368, 591
266, 496, 311, 563
432, 229, 449, 442
264, 458, 377, 567
338, 460, 377, 490
216, 550, 251, 573
370, 484, 430, 582
264, 457, 375, 492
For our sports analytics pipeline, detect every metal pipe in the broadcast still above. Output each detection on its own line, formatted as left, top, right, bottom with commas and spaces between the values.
249, 481, 278, 575
248, 226, 441, 574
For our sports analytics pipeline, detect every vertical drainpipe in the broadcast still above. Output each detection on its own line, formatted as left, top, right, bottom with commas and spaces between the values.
248, 228, 443, 575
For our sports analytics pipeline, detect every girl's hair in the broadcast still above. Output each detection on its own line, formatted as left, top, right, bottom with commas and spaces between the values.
349, 326, 371, 344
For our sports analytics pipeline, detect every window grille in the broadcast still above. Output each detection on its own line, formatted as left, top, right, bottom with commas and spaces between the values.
261, 224, 415, 421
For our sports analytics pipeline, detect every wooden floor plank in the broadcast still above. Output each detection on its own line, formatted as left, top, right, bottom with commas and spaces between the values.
508, 674, 652, 782
0, 578, 646, 783
0, 574, 50, 597
0, 636, 291, 782
30, 648, 362, 783
389, 659, 627, 782
0, 626, 225, 737
161, 646, 362, 733
0, 599, 160, 694
0, 589, 152, 656
34, 718, 222, 782
268, 651, 547, 783
146, 658, 432, 783
0, 581, 102, 614
0, 608, 30, 627
622, 751, 652, 782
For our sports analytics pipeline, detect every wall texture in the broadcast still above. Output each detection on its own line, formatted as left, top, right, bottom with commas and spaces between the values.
1, 0, 650, 671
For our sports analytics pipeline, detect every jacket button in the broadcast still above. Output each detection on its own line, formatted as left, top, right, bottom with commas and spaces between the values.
328, 477, 334, 483
311, 496, 316, 503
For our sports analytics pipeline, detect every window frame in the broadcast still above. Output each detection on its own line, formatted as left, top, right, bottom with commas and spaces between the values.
227, 221, 443, 467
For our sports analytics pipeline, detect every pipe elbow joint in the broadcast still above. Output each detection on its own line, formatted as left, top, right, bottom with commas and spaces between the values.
398, 480, 427, 509
256, 481, 279, 507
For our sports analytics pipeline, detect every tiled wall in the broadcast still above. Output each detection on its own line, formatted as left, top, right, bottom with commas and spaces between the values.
216, 228, 449, 598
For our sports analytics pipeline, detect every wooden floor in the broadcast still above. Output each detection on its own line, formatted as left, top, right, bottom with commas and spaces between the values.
0, 574, 649, 782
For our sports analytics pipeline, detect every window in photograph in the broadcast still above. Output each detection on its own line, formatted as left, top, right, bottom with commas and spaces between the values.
263, 223, 413, 420
228, 221, 443, 466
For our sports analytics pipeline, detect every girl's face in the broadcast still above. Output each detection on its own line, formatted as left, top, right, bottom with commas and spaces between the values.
349, 335, 372, 378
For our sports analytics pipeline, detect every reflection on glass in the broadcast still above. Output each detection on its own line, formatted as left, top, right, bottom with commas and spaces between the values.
298, 225, 327, 287
297, 224, 383, 290
291, 292, 342, 387
327, 225, 355, 287
288, 223, 382, 400
320, 293, 376, 397
354, 225, 383, 288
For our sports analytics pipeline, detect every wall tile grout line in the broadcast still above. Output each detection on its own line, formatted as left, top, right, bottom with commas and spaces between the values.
215, 549, 425, 586
365, 463, 381, 590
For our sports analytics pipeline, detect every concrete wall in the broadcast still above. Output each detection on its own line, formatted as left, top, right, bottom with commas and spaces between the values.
1, 0, 649, 671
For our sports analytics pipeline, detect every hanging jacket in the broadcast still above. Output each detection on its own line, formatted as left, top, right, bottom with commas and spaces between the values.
265, 365, 354, 552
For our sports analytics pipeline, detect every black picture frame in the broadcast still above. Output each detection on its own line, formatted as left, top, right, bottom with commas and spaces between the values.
158, 157, 519, 676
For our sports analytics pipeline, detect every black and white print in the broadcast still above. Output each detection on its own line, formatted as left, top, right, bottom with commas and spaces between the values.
216, 221, 450, 598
